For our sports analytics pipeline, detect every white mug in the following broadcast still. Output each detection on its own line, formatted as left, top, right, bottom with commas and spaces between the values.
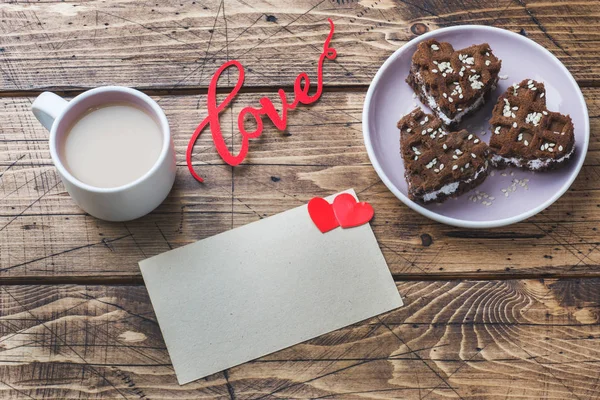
31, 86, 176, 221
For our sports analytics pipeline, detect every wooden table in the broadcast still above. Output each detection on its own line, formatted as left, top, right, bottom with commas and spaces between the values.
1, 1, 599, 398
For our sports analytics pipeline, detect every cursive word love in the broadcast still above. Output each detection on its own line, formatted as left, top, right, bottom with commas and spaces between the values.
186, 18, 337, 182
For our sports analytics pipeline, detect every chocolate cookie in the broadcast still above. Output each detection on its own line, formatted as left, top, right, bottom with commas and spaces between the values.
399, 108, 490, 204
407, 39, 501, 126
489, 79, 575, 171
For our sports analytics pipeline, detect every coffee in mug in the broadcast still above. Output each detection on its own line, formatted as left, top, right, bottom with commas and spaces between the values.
31, 87, 176, 222
60, 102, 163, 188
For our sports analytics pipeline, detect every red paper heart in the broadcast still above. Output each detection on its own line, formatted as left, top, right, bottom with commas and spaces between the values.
308, 197, 340, 233
332, 193, 374, 228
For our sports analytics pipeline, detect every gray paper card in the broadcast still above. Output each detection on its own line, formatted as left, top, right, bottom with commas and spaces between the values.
139, 189, 403, 384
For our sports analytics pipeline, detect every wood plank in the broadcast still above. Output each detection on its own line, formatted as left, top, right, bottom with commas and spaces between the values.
0, 279, 598, 399
2, 89, 599, 167
233, 164, 600, 279
1, 0, 600, 92
1, 90, 599, 279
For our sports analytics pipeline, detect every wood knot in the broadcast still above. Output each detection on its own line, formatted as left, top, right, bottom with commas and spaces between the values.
411, 23, 429, 36
420, 233, 433, 246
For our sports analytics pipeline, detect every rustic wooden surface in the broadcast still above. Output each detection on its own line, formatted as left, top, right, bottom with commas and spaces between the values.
1, 280, 599, 399
1, 0, 600, 398
1, 0, 600, 91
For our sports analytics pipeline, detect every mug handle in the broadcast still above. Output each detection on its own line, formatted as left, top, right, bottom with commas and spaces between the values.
31, 92, 69, 131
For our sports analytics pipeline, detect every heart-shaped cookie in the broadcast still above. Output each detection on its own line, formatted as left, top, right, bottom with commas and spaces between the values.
489, 79, 575, 171
407, 39, 501, 126
398, 107, 490, 204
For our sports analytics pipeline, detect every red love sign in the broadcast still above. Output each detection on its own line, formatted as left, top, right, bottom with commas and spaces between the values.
186, 19, 337, 182
307, 193, 374, 233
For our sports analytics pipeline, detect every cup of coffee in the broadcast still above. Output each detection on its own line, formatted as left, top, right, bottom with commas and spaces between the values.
31, 86, 176, 221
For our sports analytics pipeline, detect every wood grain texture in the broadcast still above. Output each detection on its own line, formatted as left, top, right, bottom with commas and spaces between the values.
2, 0, 600, 396
1, 0, 600, 92
1, 91, 599, 280
0, 279, 598, 399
